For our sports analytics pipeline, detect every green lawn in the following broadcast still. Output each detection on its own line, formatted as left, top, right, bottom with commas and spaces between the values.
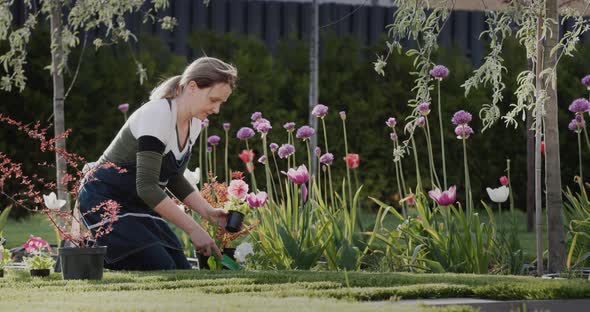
1, 270, 589, 311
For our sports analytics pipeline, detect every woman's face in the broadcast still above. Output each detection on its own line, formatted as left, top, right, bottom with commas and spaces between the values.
186, 81, 232, 121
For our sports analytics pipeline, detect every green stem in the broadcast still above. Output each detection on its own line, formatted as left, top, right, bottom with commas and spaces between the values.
321, 118, 329, 153
262, 135, 273, 203
224, 130, 229, 183
245, 140, 257, 191
411, 136, 422, 190
507, 159, 514, 214
437, 80, 447, 189
271, 152, 285, 202
204, 127, 209, 181
462, 135, 472, 213
327, 165, 334, 209
424, 118, 440, 188
579, 131, 583, 180
393, 139, 405, 217
199, 131, 203, 189
343, 119, 353, 209
213, 146, 216, 177
305, 140, 313, 201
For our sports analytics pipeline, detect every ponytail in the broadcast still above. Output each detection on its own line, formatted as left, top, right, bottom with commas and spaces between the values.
149, 75, 182, 100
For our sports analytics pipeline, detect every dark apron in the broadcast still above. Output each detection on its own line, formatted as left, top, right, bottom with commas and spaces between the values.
78, 141, 191, 265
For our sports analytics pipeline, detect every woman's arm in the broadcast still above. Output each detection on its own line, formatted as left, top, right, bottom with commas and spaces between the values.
153, 197, 222, 259
181, 190, 228, 227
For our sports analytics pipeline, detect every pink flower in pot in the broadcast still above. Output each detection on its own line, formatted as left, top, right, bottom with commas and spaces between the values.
228, 179, 249, 200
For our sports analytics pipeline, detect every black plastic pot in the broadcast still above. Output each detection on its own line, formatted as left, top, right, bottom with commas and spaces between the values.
58, 246, 107, 280
223, 248, 236, 261
197, 248, 237, 270
225, 210, 244, 233
30, 269, 50, 277
197, 252, 210, 270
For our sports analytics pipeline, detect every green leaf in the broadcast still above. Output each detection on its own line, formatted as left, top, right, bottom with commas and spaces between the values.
207, 256, 219, 270
0, 205, 12, 235
221, 255, 241, 271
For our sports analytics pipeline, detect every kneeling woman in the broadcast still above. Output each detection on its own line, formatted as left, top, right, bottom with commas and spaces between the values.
79, 57, 237, 270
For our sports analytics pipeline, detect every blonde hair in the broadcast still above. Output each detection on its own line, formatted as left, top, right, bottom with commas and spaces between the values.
150, 57, 238, 100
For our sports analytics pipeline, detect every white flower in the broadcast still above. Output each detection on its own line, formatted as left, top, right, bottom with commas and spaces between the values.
486, 186, 509, 203
183, 167, 200, 186
234, 242, 254, 264
43, 192, 66, 210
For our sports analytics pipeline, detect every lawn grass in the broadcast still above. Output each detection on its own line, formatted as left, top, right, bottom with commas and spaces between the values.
0, 269, 588, 311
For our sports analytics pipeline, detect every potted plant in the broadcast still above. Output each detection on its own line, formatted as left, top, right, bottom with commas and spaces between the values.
0, 205, 11, 278
0, 244, 12, 278
0, 117, 121, 280
196, 174, 262, 270
23, 235, 55, 277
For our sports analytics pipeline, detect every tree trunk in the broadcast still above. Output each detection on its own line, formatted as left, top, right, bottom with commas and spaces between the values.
543, 0, 566, 273
50, 1, 68, 214
526, 59, 535, 233
534, 12, 544, 276
309, 0, 319, 173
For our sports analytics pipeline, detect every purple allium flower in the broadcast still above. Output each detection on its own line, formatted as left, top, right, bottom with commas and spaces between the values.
258, 155, 267, 164
390, 132, 398, 141
576, 114, 584, 123
569, 118, 585, 133
251, 112, 262, 121
269, 143, 279, 152
455, 125, 474, 139
430, 65, 449, 80
118, 103, 129, 113
311, 104, 329, 118
386, 117, 397, 128
223, 122, 231, 131
278, 144, 295, 159
582, 75, 590, 88
237, 127, 255, 140
416, 116, 426, 128
207, 135, 221, 146
314, 146, 321, 156
319, 152, 334, 165
202, 118, 210, 128
296, 125, 315, 140
452, 110, 472, 126
253, 118, 272, 134
569, 98, 590, 113
283, 122, 296, 132
417, 102, 431, 116
207, 146, 212, 152
339, 111, 347, 120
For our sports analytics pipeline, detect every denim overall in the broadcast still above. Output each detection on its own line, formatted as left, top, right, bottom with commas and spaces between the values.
78, 101, 192, 270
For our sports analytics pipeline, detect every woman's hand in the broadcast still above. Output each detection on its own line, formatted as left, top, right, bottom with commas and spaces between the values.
189, 226, 222, 259
206, 207, 229, 228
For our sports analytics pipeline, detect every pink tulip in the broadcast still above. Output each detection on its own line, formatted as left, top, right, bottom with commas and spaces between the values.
118, 103, 129, 113
246, 192, 268, 208
428, 186, 457, 206
500, 176, 508, 186
228, 179, 249, 200
284, 165, 309, 185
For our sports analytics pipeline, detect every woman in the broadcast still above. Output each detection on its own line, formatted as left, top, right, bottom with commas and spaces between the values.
79, 57, 237, 270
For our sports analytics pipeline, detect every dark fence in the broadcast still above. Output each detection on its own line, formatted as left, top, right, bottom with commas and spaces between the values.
10, 0, 589, 66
